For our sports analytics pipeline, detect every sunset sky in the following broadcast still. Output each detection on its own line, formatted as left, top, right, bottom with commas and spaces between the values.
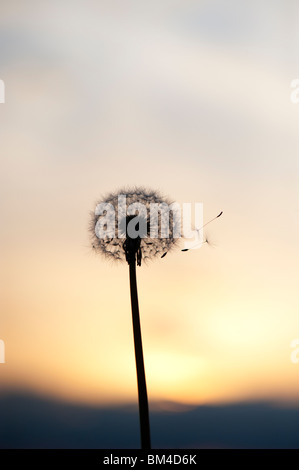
1, 0, 299, 409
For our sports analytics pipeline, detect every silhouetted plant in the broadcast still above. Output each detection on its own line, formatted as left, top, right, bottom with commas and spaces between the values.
90, 187, 180, 449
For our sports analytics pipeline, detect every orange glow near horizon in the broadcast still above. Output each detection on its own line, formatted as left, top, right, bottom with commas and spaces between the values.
1, 238, 299, 407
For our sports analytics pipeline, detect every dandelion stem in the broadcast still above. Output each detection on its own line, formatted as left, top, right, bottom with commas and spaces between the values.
129, 259, 151, 450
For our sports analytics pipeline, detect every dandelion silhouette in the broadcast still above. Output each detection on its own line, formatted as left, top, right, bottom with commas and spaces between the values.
90, 188, 222, 449
90, 187, 180, 450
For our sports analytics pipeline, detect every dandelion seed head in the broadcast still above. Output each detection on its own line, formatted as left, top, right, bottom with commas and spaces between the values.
89, 187, 181, 264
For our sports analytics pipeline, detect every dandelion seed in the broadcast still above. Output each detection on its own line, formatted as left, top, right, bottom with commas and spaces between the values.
181, 211, 223, 252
